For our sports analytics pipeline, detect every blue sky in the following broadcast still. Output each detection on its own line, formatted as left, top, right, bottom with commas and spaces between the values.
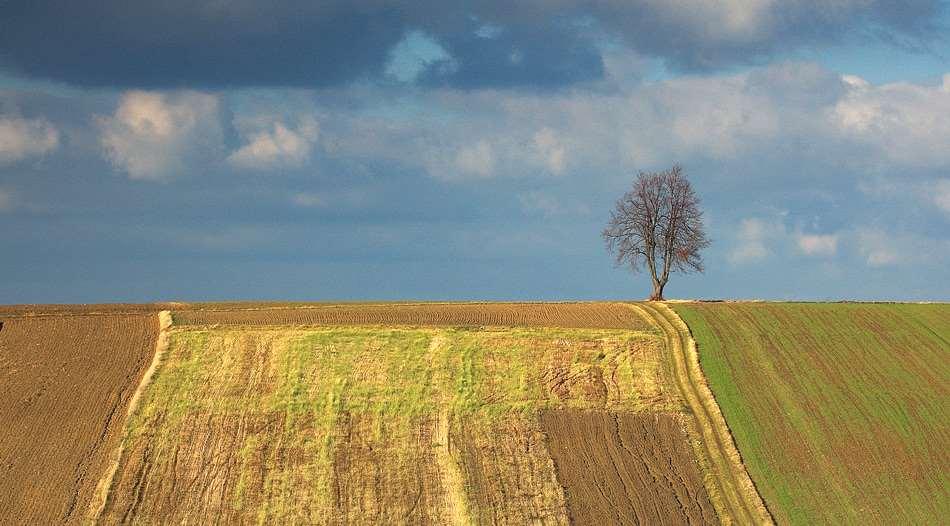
1, 1, 948, 303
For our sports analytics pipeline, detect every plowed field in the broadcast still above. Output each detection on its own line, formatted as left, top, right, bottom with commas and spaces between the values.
91, 321, 716, 524
673, 302, 950, 525
541, 409, 717, 525
171, 302, 649, 330
0, 313, 160, 524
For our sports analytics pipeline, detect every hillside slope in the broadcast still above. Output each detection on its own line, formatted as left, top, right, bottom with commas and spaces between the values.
82, 302, 720, 524
672, 302, 950, 525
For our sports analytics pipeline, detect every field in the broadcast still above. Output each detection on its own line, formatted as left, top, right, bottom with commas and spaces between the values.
92, 313, 720, 524
0, 313, 162, 524
15, 300, 944, 525
672, 302, 950, 525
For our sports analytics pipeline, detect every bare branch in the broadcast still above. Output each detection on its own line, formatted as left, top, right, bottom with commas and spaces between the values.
602, 164, 710, 300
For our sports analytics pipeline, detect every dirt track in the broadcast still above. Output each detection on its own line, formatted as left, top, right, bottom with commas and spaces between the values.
636, 302, 772, 525
172, 302, 650, 330
0, 313, 159, 525
541, 409, 717, 525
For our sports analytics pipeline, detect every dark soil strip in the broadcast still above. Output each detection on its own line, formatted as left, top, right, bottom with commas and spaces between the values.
540, 409, 718, 526
0, 314, 158, 525
171, 302, 650, 330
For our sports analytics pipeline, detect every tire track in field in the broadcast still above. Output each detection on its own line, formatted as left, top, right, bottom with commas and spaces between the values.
633, 302, 773, 525
87, 310, 173, 524
427, 334, 473, 526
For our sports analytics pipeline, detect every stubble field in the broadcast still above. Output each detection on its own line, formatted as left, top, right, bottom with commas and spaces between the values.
94, 316, 714, 524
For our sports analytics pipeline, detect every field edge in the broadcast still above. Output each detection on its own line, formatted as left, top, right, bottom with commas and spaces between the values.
635, 302, 773, 525
86, 311, 173, 524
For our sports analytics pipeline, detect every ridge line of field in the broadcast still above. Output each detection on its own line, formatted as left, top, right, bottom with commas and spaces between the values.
177, 300, 621, 312
632, 302, 773, 525
0, 301, 629, 319
86, 310, 172, 524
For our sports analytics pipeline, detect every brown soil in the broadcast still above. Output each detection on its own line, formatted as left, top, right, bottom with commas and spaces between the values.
454, 414, 569, 525
0, 302, 652, 332
540, 409, 718, 526
172, 302, 649, 330
0, 314, 159, 525
0, 303, 179, 316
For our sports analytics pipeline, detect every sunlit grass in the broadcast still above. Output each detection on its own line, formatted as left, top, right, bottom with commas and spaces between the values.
674, 302, 950, 525
118, 324, 672, 523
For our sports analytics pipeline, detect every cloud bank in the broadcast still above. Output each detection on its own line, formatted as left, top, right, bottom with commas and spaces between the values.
0, 1, 942, 88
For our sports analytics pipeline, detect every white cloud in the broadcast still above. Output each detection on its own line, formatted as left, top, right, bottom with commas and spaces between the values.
303, 62, 950, 188
831, 73, 950, 167
853, 228, 950, 268
228, 117, 319, 170
796, 233, 838, 256
729, 217, 783, 265
0, 117, 59, 164
532, 128, 567, 175
0, 187, 13, 212
454, 140, 495, 178
858, 176, 950, 218
856, 228, 903, 267
331, 66, 791, 180
661, 74, 780, 158
98, 91, 222, 180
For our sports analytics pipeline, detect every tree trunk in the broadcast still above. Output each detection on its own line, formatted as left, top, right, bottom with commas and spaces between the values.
649, 280, 666, 301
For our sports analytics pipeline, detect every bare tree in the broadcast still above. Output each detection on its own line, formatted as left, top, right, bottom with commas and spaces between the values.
602, 165, 709, 301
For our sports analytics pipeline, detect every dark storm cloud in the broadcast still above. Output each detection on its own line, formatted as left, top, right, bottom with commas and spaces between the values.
588, 0, 946, 71
0, 1, 944, 89
0, 1, 407, 88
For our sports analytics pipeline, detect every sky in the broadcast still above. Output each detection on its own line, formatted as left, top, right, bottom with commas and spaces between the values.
1, 1, 949, 303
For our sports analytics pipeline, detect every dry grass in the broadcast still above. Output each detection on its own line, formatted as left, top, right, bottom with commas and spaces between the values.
93, 323, 675, 523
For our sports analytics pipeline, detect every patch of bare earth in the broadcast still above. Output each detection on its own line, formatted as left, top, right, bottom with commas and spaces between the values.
0, 313, 159, 524
540, 409, 718, 526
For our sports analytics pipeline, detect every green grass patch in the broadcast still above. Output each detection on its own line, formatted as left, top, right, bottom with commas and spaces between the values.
673, 302, 950, 525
